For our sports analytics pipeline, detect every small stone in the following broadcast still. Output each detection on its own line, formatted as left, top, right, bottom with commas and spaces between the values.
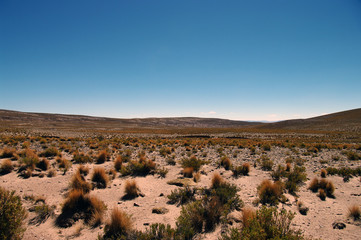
152, 207, 169, 214
332, 221, 346, 229
144, 222, 150, 226
134, 203, 140, 207
159, 193, 164, 197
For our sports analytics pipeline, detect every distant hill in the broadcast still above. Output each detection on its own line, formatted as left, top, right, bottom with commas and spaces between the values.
0, 109, 260, 133
259, 108, 361, 132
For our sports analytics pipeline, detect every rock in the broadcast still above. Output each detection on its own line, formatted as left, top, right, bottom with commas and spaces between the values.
159, 193, 164, 197
332, 221, 346, 229
134, 203, 140, 207
152, 207, 169, 214
143, 222, 150, 226
299, 206, 309, 215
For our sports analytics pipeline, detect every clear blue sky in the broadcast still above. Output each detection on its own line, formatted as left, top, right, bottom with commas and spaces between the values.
1, 0, 360, 121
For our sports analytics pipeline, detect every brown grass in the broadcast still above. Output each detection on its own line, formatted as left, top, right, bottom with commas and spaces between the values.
221, 156, 232, 170
70, 172, 92, 193
1, 147, 16, 158
114, 156, 123, 172
36, 158, 50, 171
183, 167, 194, 178
309, 178, 319, 192
104, 208, 132, 238
258, 179, 283, 205
320, 169, 327, 178
193, 172, 201, 182
318, 189, 326, 200
47, 168, 56, 177
124, 179, 139, 199
325, 181, 335, 197
348, 204, 361, 220
211, 172, 224, 188
77, 165, 89, 176
0, 159, 13, 174
242, 207, 256, 228
91, 167, 109, 189
96, 150, 109, 164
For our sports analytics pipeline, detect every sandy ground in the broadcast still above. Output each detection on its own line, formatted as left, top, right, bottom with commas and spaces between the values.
1, 143, 361, 240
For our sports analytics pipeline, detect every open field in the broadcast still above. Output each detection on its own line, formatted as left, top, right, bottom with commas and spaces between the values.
1, 109, 361, 239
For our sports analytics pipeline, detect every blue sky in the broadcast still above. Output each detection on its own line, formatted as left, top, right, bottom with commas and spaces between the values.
1, 0, 360, 121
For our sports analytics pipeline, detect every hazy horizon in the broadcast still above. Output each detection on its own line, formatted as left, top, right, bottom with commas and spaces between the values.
1, 1, 360, 121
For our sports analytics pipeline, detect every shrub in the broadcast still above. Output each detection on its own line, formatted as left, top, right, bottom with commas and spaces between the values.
271, 164, 286, 181
308, 178, 319, 192
156, 167, 169, 178
260, 156, 273, 171
47, 168, 56, 177
78, 165, 89, 176
56, 189, 106, 227
1, 147, 16, 159
138, 223, 176, 240
220, 156, 232, 170
96, 150, 109, 164
123, 159, 156, 176
348, 204, 360, 220
285, 166, 307, 194
258, 180, 283, 205
221, 206, 304, 240
297, 201, 309, 215
103, 208, 132, 239
91, 167, 109, 189
19, 149, 39, 170
233, 163, 250, 177
325, 181, 335, 197
346, 151, 361, 160
0, 187, 27, 240
320, 169, 327, 178
31, 203, 56, 224
36, 158, 50, 171
211, 172, 223, 188
181, 155, 204, 172
70, 172, 92, 193
58, 158, 71, 174
182, 167, 194, 178
167, 186, 196, 206
40, 147, 59, 157
114, 156, 123, 172
73, 152, 92, 164
123, 179, 139, 199
242, 207, 256, 228
0, 159, 13, 175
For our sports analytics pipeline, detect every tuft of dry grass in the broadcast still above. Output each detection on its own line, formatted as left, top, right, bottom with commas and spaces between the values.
123, 179, 139, 199
285, 163, 291, 172
1, 147, 16, 158
47, 168, 56, 177
211, 172, 224, 188
114, 156, 123, 172
91, 167, 109, 189
348, 204, 361, 220
183, 167, 194, 178
96, 150, 109, 164
320, 169, 327, 178
258, 179, 283, 205
104, 208, 132, 238
71, 172, 92, 193
220, 156, 232, 170
325, 181, 335, 197
77, 165, 89, 176
193, 172, 201, 182
242, 207, 256, 228
36, 158, 50, 171
318, 189, 326, 200
0, 159, 13, 174
308, 178, 319, 192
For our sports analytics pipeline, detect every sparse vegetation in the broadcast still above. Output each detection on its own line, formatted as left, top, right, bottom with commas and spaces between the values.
123, 179, 139, 199
258, 179, 284, 205
91, 167, 109, 189
348, 204, 360, 220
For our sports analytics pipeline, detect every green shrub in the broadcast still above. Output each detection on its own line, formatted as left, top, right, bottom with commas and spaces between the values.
40, 147, 59, 157
31, 203, 56, 224
167, 186, 196, 206
0, 187, 27, 240
73, 152, 92, 164
181, 155, 205, 172
285, 166, 307, 194
221, 206, 304, 240
260, 155, 273, 171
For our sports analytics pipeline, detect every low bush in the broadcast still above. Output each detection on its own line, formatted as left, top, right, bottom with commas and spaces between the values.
0, 187, 27, 240
220, 156, 232, 170
36, 158, 50, 171
232, 163, 250, 177
40, 147, 59, 157
285, 166, 307, 194
1, 147, 16, 159
182, 167, 194, 178
167, 186, 196, 206
221, 206, 304, 240
123, 179, 139, 199
181, 155, 205, 172
122, 158, 156, 176
260, 155, 273, 171
70, 172, 92, 193
73, 152, 92, 164
31, 203, 56, 224
77, 165, 89, 176
320, 169, 327, 178
96, 150, 110, 164
114, 156, 123, 172
19, 149, 39, 170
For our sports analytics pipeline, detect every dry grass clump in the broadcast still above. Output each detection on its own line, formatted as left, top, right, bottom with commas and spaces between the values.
114, 156, 123, 172
71, 171, 92, 193
348, 204, 361, 220
39, 147, 59, 157
47, 168, 56, 177
211, 172, 224, 188
193, 172, 201, 182
1, 147, 16, 158
123, 179, 139, 199
182, 167, 194, 178
258, 179, 283, 205
103, 208, 132, 239
36, 158, 50, 171
232, 162, 250, 177
58, 158, 72, 174
56, 189, 106, 227
73, 151, 92, 164
320, 169, 327, 178
318, 189, 326, 200
91, 167, 109, 189
96, 150, 110, 164
242, 207, 256, 228
220, 156, 232, 170
297, 200, 309, 215
0, 159, 14, 175
77, 165, 89, 176
19, 149, 39, 170
309, 178, 335, 198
